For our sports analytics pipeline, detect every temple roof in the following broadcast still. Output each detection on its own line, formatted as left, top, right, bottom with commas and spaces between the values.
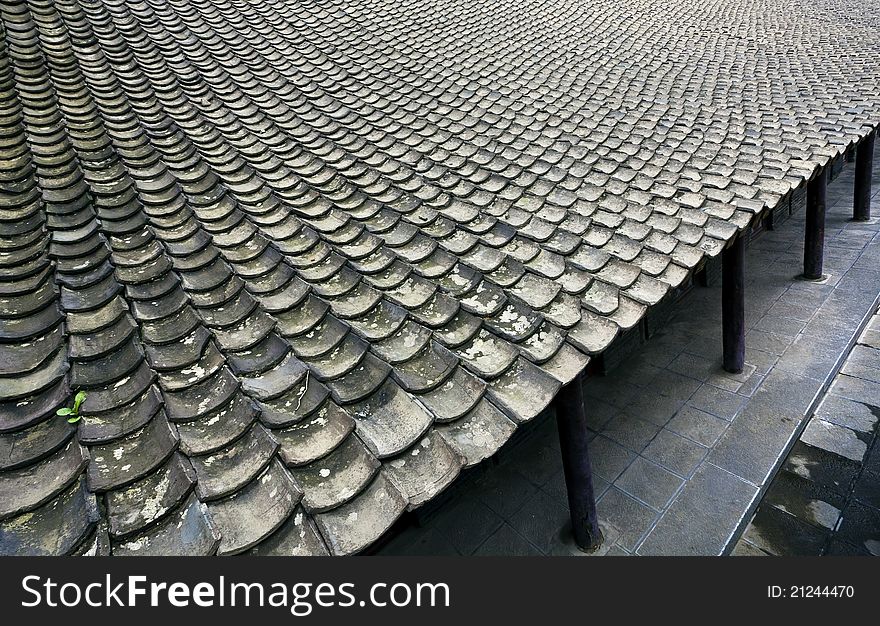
0, 0, 877, 555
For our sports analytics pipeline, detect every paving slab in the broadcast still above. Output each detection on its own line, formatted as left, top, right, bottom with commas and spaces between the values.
637, 463, 758, 556
474, 524, 543, 557
741, 505, 830, 556
614, 457, 685, 510
800, 419, 870, 462
762, 471, 845, 530
814, 394, 880, 434
836, 502, 880, 556
642, 429, 710, 478
596, 488, 660, 553
731, 305, 880, 556
668, 406, 730, 447
782, 441, 861, 497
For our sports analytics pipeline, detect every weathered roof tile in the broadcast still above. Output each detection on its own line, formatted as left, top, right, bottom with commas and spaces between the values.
1, 0, 877, 556
207, 460, 301, 555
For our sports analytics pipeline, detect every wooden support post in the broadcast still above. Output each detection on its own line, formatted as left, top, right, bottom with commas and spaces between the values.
555, 373, 602, 552
803, 169, 827, 280
854, 131, 875, 221
695, 265, 709, 287
722, 235, 745, 374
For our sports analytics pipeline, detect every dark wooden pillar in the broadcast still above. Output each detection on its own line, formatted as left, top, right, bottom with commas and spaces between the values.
722, 235, 745, 374
803, 169, 827, 280
854, 131, 875, 221
695, 265, 709, 287
555, 373, 602, 552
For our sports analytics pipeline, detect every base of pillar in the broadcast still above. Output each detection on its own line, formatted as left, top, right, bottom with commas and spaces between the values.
557, 520, 618, 556
796, 272, 830, 283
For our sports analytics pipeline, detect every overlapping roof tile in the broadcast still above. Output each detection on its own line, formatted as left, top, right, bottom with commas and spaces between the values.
1, 0, 878, 555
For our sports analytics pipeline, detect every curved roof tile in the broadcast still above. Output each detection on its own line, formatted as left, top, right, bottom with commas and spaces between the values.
0, 0, 878, 555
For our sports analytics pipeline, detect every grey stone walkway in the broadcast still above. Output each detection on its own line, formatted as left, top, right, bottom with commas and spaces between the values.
378, 150, 880, 556
733, 308, 880, 556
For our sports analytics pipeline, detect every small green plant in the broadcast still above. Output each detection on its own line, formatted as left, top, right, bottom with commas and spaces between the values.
57, 391, 87, 424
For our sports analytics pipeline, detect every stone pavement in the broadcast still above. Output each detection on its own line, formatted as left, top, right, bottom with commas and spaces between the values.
377, 147, 880, 556
733, 308, 880, 556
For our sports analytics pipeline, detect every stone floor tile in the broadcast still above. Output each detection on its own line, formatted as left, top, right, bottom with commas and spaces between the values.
429, 496, 505, 555
474, 524, 543, 556
507, 490, 572, 554
642, 429, 709, 477
583, 397, 620, 431
601, 413, 662, 452
584, 378, 643, 408
622, 392, 687, 426
823, 539, 872, 556
734, 371, 768, 397
852, 469, 880, 509
706, 403, 801, 486
741, 505, 830, 555
766, 299, 817, 322
782, 441, 861, 496
800, 418, 869, 462
762, 470, 844, 530
730, 539, 771, 556
835, 501, 880, 556
640, 342, 684, 368
688, 384, 747, 421
587, 435, 638, 481
667, 352, 717, 382
814, 392, 879, 434
841, 357, 880, 386
596, 487, 660, 552
682, 334, 723, 360
829, 373, 880, 407
744, 329, 794, 356
471, 464, 539, 518
637, 463, 757, 556
750, 366, 823, 415
775, 335, 851, 382
542, 467, 610, 502
614, 456, 684, 510
858, 328, 880, 349
744, 348, 780, 375
620, 359, 665, 388
501, 438, 564, 487
776, 287, 829, 310
379, 526, 461, 556
668, 406, 729, 447
864, 439, 880, 475
706, 363, 758, 392
648, 369, 703, 402
753, 315, 807, 338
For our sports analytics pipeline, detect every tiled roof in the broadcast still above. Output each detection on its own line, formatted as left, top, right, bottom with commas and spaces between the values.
0, 0, 878, 556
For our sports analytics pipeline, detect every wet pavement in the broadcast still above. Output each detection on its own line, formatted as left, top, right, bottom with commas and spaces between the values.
734, 309, 880, 556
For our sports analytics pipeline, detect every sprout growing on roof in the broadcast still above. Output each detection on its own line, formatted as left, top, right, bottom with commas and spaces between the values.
56, 391, 87, 424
